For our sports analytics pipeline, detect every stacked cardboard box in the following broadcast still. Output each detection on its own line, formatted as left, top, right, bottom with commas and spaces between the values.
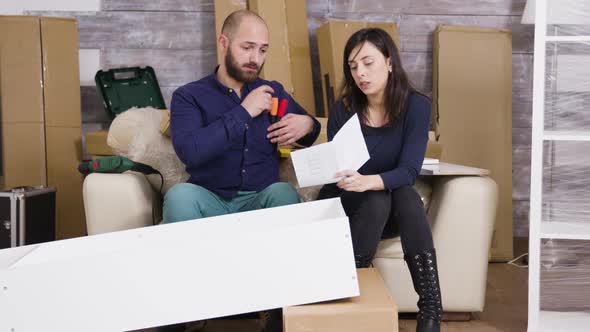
433, 25, 513, 261
213, 0, 316, 115
0, 16, 86, 239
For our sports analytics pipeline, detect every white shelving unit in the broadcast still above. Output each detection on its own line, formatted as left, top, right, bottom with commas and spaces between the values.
528, 0, 590, 331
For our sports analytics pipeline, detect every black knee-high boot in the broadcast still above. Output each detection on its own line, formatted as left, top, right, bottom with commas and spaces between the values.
404, 249, 443, 332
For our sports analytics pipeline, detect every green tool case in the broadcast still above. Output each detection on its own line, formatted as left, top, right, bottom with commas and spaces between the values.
94, 66, 166, 118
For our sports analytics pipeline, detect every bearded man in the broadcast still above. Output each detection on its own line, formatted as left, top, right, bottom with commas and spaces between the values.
164, 10, 320, 224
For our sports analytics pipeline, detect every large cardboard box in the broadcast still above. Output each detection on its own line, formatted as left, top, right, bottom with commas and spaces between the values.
0, 198, 359, 332
0, 16, 85, 239
0, 17, 46, 189
214, 0, 316, 115
214, 0, 247, 65
433, 25, 513, 261
85, 130, 114, 156
284, 268, 398, 332
248, 0, 293, 93
317, 21, 400, 116
284, 0, 315, 115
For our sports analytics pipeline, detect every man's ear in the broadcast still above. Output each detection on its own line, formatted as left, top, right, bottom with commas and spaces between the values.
218, 34, 229, 54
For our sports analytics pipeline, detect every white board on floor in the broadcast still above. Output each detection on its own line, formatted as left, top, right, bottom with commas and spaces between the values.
0, 198, 358, 332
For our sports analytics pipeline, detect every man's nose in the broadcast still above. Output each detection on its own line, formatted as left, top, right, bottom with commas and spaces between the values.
249, 50, 260, 64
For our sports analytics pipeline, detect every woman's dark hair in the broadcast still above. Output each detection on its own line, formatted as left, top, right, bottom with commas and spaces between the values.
341, 27, 416, 126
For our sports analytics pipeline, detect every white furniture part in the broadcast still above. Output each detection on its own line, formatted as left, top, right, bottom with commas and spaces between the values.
527, 0, 590, 330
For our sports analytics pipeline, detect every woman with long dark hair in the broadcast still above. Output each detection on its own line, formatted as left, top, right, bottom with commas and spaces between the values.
318, 28, 443, 332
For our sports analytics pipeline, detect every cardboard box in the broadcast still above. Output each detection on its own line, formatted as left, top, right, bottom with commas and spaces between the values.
214, 0, 316, 115
248, 0, 293, 93
0, 16, 85, 239
0, 198, 358, 332
85, 130, 114, 156
283, 268, 398, 332
46, 126, 85, 239
0, 123, 47, 188
41, 18, 82, 128
433, 25, 513, 261
214, 0, 247, 65
284, 0, 315, 115
0, 16, 44, 124
317, 21, 400, 116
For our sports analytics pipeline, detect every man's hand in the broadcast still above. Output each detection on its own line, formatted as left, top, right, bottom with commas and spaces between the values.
241, 85, 274, 118
267, 114, 314, 146
335, 170, 384, 192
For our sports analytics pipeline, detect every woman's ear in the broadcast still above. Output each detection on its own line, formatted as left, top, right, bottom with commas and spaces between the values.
387, 57, 393, 73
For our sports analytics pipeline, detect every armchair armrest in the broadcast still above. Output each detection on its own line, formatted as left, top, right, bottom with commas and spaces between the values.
83, 172, 160, 235
428, 175, 498, 311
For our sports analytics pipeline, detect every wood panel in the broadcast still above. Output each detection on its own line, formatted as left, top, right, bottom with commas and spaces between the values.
513, 199, 530, 237
27, 11, 216, 50
512, 141, 531, 201
329, 0, 527, 16
306, 0, 329, 15
102, 49, 217, 87
401, 52, 432, 94
398, 15, 533, 53
81, 86, 111, 124
102, 0, 215, 12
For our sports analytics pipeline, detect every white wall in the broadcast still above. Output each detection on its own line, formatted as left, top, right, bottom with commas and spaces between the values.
0, 0, 101, 86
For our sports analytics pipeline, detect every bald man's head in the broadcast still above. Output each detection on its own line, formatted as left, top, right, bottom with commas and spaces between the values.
221, 10, 267, 39
218, 10, 269, 83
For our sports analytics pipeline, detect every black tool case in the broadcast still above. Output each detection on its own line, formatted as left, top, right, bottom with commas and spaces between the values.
0, 186, 56, 249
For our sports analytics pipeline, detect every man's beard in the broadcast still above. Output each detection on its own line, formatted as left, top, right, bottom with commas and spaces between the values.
225, 47, 263, 83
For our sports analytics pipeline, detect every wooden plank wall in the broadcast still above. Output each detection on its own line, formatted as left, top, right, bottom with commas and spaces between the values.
29, 0, 535, 236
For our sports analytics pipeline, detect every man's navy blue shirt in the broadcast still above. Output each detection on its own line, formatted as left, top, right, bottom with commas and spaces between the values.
170, 69, 321, 199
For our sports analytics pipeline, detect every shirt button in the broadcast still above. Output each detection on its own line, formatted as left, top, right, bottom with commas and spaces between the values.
245, 148, 249, 152
245, 124, 249, 130
229, 88, 233, 93
242, 169, 246, 174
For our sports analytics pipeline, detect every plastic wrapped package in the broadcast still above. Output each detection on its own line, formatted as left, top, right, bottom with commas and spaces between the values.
537, 3, 590, 316
541, 239, 590, 312
107, 107, 189, 194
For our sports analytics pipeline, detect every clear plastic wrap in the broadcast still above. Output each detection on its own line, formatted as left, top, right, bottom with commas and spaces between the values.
541, 239, 590, 312
533, 0, 590, 319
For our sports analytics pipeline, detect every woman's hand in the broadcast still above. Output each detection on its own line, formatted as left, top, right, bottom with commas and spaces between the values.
335, 170, 385, 192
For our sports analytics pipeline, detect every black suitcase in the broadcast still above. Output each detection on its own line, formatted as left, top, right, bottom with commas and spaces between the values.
0, 186, 56, 249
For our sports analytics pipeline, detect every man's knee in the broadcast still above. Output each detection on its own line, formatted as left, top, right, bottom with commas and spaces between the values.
163, 183, 211, 223
164, 183, 210, 203
263, 182, 300, 207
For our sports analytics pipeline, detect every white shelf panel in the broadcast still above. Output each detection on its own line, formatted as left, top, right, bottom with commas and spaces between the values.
546, 36, 590, 43
543, 131, 590, 141
541, 221, 590, 240
537, 311, 590, 332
